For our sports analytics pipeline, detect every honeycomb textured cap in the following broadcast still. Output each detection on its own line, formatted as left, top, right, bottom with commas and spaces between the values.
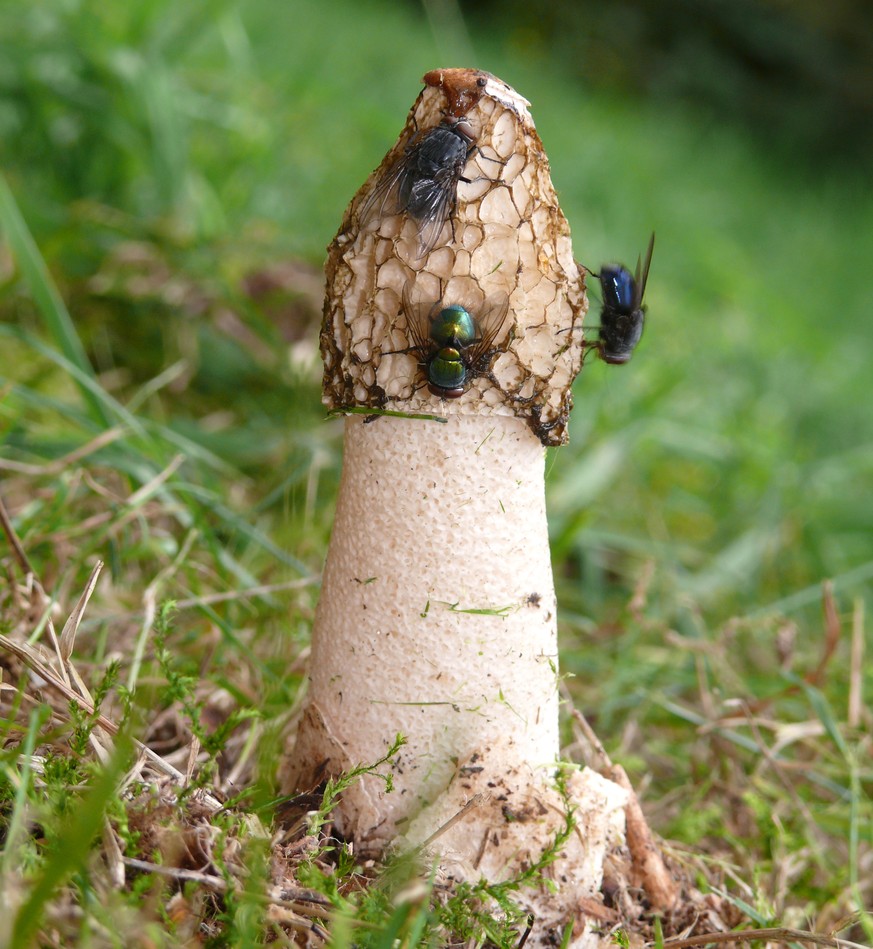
320, 68, 587, 445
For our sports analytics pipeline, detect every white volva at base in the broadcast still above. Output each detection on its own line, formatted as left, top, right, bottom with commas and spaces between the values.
289, 413, 628, 945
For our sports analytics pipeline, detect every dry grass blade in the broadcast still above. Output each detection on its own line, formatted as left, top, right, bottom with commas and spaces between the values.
656, 926, 868, 948
0, 426, 128, 476
847, 598, 864, 729
418, 792, 487, 849
59, 560, 103, 662
0, 490, 34, 575
184, 736, 201, 786
102, 821, 126, 889
126, 453, 184, 507
122, 859, 332, 914
173, 576, 320, 610
220, 719, 261, 795
128, 582, 158, 695
121, 858, 332, 938
628, 558, 655, 619
806, 580, 841, 687
128, 528, 197, 692
568, 703, 613, 773
265, 906, 330, 940
122, 856, 230, 892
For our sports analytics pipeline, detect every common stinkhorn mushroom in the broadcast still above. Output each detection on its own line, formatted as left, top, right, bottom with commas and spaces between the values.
285, 70, 666, 943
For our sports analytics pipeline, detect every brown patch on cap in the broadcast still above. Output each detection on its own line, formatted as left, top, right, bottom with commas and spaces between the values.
422, 67, 489, 117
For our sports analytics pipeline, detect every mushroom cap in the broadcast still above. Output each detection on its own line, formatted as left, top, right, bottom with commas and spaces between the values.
321, 69, 587, 446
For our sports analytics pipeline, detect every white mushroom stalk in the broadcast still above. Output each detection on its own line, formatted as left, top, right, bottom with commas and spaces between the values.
286, 69, 641, 943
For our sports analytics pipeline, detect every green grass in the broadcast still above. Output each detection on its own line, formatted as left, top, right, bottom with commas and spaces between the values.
1, 0, 871, 945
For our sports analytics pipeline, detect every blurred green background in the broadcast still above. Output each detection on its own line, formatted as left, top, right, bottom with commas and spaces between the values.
2, 0, 872, 657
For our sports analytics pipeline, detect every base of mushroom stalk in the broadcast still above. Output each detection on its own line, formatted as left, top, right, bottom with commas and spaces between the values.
403, 759, 631, 947
284, 413, 638, 945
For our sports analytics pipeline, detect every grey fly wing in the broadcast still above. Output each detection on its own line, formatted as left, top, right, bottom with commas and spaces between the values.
633, 232, 655, 310
358, 152, 414, 228
466, 292, 511, 367
401, 280, 437, 353
411, 180, 455, 258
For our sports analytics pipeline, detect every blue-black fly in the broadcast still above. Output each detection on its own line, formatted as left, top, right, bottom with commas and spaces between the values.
588, 233, 655, 365
359, 115, 499, 258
